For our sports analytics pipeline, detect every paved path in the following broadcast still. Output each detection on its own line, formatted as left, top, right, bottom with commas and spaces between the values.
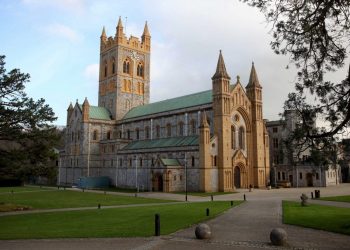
1, 184, 349, 250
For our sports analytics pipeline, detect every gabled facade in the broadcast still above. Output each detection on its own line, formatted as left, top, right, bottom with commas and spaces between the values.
59, 20, 270, 191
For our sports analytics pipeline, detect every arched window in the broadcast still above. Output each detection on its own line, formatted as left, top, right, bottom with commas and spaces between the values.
137, 63, 144, 77
104, 62, 108, 77
239, 127, 245, 150
118, 130, 122, 139
128, 80, 132, 92
106, 131, 111, 140
139, 157, 143, 167
191, 156, 195, 167
166, 124, 172, 137
214, 156, 217, 166
127, 129, 131, 139
111, 58, 116, 74
179, 122, 184, 136
71, 132, 74, 142
123, 60, 130, 74
122, 79, 127, 92
231, 126, 236, 149
156, 125, 160, 138
92, 130, 97, 141
191, 120, 197, 135
145, 126, 150, 139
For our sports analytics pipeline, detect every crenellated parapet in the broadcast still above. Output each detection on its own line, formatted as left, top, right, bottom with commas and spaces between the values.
100, 17, 151, 53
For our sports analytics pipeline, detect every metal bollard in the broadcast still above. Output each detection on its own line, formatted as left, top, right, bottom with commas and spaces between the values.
206, 208, 210, 216
155, 214, 160, 236
231, 201, 233, 206
211, 195, 213, 201
83, 189, 85, 192
244, 194, 246, 201
311, 192, 314, 199
104, 191, 106, 195
98, 204, 101, 209
57, 186, 60, 190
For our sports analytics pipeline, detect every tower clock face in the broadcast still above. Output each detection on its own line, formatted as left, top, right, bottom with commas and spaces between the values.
130, 51, 140, 60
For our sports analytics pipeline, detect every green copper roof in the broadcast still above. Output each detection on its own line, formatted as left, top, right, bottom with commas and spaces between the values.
79, 105, 112, 120
123, 89, 212, 119
159, 158, 181, 166
121, 136, 199, 151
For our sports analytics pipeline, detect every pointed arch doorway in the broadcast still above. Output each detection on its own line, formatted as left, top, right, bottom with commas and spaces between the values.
234, 166, 241, 188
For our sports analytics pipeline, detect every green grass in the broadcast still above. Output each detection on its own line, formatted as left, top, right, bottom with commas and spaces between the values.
0, 201, 241, 239
0, 189, 175, 209
320, 195, 350, 203
173, 192, 235, 197
283, 201, 350, 235
0, 186, 51, 193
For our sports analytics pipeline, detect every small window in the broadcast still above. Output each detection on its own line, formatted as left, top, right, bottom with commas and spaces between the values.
123, 59, 130, 74
179, 122, 184, 136
104, 63, 108, 77
316, 173, 319, 180
127, 130, 131, 139
191, 156, 195, 167
166, 124, 172, 137
282, 172, 286, 180
112, 60, 115, 74
145, 126, 150, 139
93, 130, 98, 140
299, 172, 302, 179
156, 125, 160, 138
191, 120, 197, 135
137, 63, 144, 77
136, 128, 140, 139
214, 156, 217, 166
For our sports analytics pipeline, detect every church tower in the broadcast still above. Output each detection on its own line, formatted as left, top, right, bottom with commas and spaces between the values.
98, 17, 151, 120
212, 51, 233, 192
246, 63, 266, 187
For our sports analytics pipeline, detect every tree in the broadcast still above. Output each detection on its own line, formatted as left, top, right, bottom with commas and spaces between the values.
243, 0, 350, 148
0, 55, 59, 183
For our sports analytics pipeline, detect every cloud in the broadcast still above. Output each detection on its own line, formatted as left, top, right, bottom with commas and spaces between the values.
22, 0, 86, 14
84, 63, 99, 84
44, 23, 81, 43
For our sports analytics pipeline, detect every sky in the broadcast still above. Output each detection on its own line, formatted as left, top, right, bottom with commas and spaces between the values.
1, 0, 348, 126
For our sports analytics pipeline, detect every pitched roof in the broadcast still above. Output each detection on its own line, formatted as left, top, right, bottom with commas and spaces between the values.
123, 89, 212, 119
79, 105, 112, 120
121, 136, 199, 151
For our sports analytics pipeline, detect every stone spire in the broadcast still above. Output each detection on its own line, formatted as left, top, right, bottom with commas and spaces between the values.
82, 97, 90, 122
116, 16, 124, 39
100, 26, 107, 42
142, 21, 150, 37
212, 50, 230, 80
246, 62, 261, 88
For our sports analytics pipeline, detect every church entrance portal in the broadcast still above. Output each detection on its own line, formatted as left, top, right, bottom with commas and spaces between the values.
234, 166, 241, 188
153, 174, 163, 191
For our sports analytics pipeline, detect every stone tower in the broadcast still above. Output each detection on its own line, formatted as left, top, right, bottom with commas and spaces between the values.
199, 111, 211, 192
246, 63, 266, 187
212, 51, 233, 192
98, 17, 151, 120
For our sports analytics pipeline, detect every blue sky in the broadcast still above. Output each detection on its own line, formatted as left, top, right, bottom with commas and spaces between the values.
1, 0, 348, 125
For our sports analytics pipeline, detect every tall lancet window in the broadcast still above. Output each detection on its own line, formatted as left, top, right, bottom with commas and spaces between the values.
239, 127, 245, 150
231, 126, 236, 149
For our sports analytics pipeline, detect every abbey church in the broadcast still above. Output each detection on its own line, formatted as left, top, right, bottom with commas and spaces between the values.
59, 18, 270, 192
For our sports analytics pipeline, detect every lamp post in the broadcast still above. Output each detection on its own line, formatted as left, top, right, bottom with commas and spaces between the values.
135, 156, 138, 192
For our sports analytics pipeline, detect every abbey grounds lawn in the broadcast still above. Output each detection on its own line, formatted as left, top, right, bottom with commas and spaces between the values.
0, 186, 174, 210
0, 186, 241, 239
283, 200, 350, 235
